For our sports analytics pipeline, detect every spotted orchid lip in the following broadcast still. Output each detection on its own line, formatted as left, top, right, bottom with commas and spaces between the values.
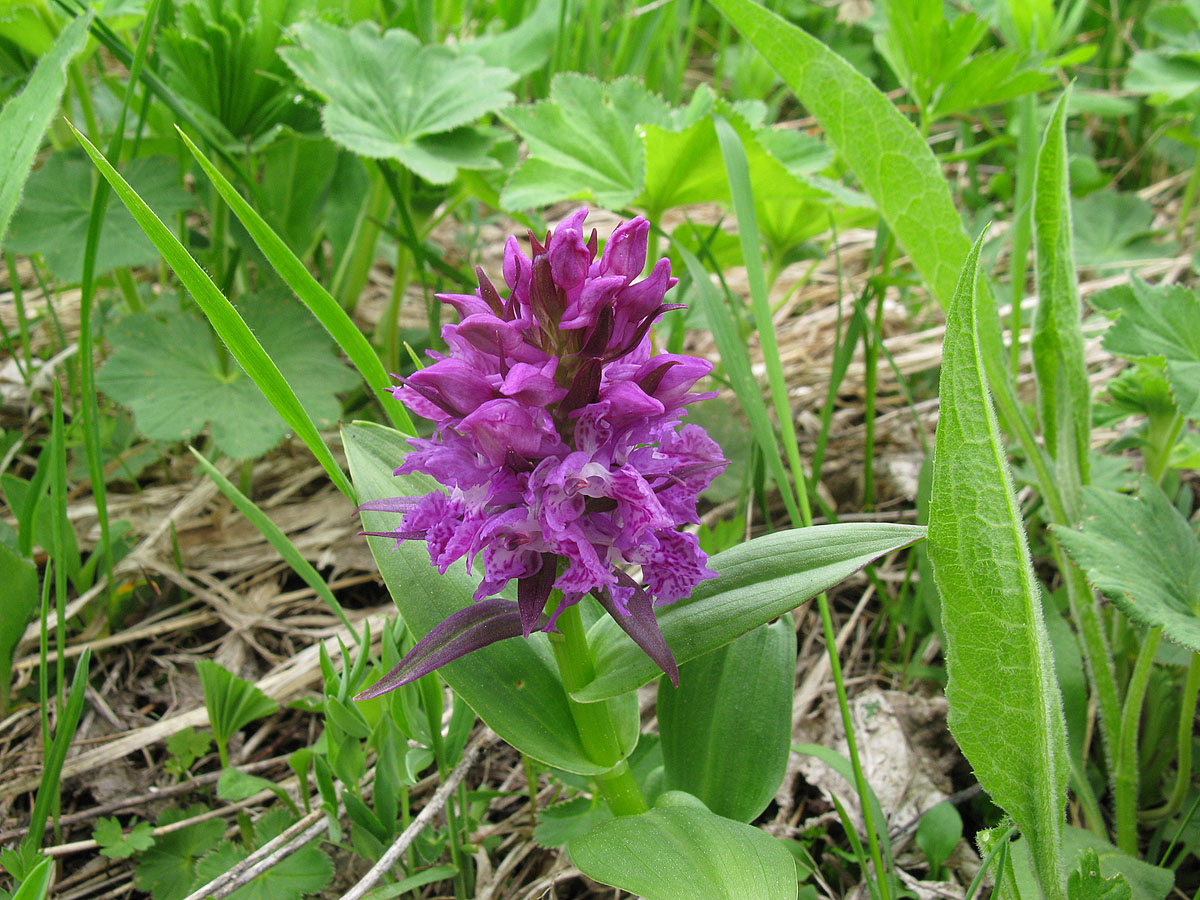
357, 209, 727, 696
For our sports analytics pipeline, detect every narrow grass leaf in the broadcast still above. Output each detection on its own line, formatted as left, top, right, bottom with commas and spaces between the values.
177, 128, 413, 435
926, 231, 1068, 900
709, 0, 968, 310
0, 544, 37, 718
713, 113, 809, 526
675, 240, 801, 526
188, 447, 357, 640
1033, 89, 1091, 488
0, 12, 91, 245
69, 123, 356, 501
24, 649, 91, 855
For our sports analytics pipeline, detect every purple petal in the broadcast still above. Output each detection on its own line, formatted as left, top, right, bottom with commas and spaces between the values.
357, 497, 422, 515
600, 218, 650, 281
597, 573, 679, 687
354, 599, 525, 699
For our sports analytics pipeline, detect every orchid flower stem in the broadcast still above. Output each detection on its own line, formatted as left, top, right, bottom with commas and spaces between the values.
1115, 625, 1162, 855
550, 603, 648, 816
817, 591, 890, 900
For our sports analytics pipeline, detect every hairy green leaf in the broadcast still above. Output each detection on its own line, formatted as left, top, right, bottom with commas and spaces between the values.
710, 0, 970, 309
927, 231, 1067, 900
1054, 479, 1200, 652
0, 12, 91, 247
1033, 90, 1091, 486
1089, 278, 1200, 420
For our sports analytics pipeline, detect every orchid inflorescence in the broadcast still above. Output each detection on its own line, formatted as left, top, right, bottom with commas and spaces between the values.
358, 209, 726, 697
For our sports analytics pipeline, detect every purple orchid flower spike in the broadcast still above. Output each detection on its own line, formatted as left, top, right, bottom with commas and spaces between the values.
358, 209, 726, 693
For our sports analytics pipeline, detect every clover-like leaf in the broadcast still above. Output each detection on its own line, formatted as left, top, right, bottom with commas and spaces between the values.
1069, 849, 1134, 900
1089, 277, 1200, 419
97, 291, 358, 459
280, 21, 517, 183
194, 810, 332, 900
94, 817, 155, 859
6, 153, 192, 282
1053, 478, 1200, 653
134, 806, 225, 900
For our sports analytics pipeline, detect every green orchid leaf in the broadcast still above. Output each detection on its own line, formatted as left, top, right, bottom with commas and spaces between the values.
499, 73, 674, 210
569, 791, 796, 900
280, 21, 517, 184
0, 12, 91, 248
7, 153, 193, 282
342, 420, 638, 776
576, 523, 925, 702
927, 231, 1068, 897
533, 796, 613, 848
1071, 191, 1177, 272
658, 618, 795, 823
1088, 278, 1200, 420
1053, 479, 1200, 653
97, 293, 358, 459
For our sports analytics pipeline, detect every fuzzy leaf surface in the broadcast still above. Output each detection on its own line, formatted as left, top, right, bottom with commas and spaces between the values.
1054, 479, 1200, 652
927, 232, 1068, 899
1089, 278, 1200, 420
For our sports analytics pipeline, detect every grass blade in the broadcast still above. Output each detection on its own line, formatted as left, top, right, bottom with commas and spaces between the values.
674, 241, 801, 527
927, 230, 1067, 900
712, 113, 811, 527
0, 12, 92, 244
188, 446, 360, 642
69, 123, 356, 502
177, 128, 415, 436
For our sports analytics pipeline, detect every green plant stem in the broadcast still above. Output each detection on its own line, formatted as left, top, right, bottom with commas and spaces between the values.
1067, 754, 1107, 838
1146, 411, 1184, 485
420, 674, 467, 900
549, 603, 648, 816
1176, 144, 1200, 241
1143, 651, 1200, 823
1008, 94, 1038, 383
1115, 625, 1162, 855
68, 59, 99, 140
114, 267, 142, 312
333, 167, 389, 312
817, 591, 890, 900
5, 253, 33, 378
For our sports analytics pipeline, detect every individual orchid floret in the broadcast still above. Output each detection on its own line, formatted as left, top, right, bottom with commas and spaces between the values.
357, 209, 726, 700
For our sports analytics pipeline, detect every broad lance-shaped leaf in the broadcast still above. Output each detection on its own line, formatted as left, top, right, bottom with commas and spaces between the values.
280, 22, 517, 184
1033, 89, 1091, 487
569, 791, 796, 900
355, 600, 525, 699
343, 420, 639, 776
1089, 278, 1200, 420
0, 11, 91, 247
1054, 478, 1200, 653
927, 230, 1068, 900
576, 522, 925, 702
